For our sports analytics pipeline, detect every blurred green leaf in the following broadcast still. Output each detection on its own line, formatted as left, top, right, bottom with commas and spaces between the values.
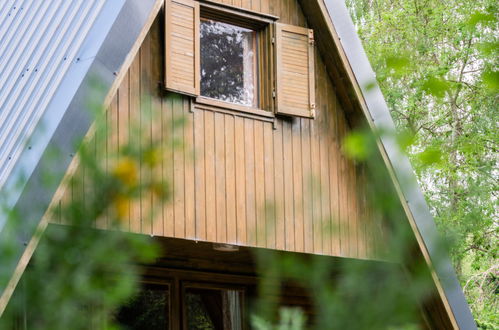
477, 42, 499, 57
421, 77, 450, 98
396, 130, 416, 152
364, 80, 377, 91
386, 55, 411, 76
466, 12, 496, 28
418, 147, 442, 166
343, 132, 371, 160
482, 70, 499, 92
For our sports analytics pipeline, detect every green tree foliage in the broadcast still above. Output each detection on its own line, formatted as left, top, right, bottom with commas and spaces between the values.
346, 0, 498, 326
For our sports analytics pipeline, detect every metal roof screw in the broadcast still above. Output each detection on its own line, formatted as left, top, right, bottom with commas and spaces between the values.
76, 58, 80, 62
28, 146, 32, 150
64, 57, 67, 60
113, 71, 118, 76
70, 154, 74, 157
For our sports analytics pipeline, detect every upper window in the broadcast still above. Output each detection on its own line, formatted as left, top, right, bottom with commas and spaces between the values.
200, 20, 257, 107
164, 0, 316, 118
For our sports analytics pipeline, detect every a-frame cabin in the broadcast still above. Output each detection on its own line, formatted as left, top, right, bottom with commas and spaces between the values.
0, 0, 475, 328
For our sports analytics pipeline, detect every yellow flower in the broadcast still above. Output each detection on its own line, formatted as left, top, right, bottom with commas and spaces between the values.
113, 194, 129, 221
112, 157, 138, 187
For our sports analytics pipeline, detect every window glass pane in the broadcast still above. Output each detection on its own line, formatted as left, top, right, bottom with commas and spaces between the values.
200, 20, 257, 107
115, 285, 169, 330
185, 288, 243, 330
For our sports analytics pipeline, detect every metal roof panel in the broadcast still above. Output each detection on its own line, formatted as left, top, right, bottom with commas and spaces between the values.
0, 0, 106, 189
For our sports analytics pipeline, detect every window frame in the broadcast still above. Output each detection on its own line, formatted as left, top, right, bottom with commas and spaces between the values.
114, 279, 173, 329
164, 0, 315, 119
195, 1, 278, 118
181, 281, 247, 330
199, 18, 259, 108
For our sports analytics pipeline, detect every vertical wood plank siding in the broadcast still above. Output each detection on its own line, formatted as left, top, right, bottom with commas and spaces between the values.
55, 1, 381, 259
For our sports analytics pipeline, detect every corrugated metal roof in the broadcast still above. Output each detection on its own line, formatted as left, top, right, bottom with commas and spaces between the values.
0, 0, 106, 189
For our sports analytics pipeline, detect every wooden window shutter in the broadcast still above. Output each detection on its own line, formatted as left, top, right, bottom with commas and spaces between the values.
275, 23, 315, 118
165, 0, 200, 96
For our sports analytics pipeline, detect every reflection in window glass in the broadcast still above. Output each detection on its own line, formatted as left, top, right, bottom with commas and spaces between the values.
185, 288, 243, 330
200, 20, 257, 107
115, 286, 169, 330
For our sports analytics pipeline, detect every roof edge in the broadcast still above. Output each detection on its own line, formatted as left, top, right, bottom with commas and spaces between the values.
0, 0, 162, 315
320, 0, 475, 328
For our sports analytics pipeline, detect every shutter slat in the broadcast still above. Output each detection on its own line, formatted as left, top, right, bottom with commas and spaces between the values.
275, 23, 315, 118
165, 0, 200, 96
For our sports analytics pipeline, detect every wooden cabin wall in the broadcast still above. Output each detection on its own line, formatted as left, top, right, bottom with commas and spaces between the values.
52, 0, 385, 260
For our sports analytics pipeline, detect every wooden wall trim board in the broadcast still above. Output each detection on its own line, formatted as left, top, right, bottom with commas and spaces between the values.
200, 0, 279, 25
195, 97, 275, 120
194, 101, 275, 124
